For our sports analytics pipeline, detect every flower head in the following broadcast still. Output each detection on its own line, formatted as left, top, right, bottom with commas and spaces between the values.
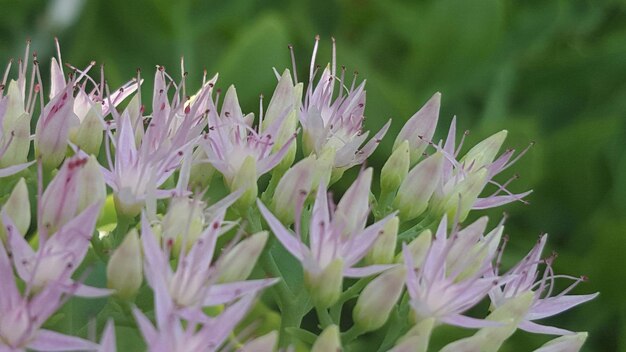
300, 37, 390, 170
489, 234, 598, 335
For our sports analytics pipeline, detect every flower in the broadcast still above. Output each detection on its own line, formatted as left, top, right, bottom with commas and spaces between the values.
141, 211, 276, 313
300, 37, 390, 171
200, 85, 296, 187
489, 234, 598, 335
258, 168, 396, 307
0, 218, 101, 351
403, 215, 505, 328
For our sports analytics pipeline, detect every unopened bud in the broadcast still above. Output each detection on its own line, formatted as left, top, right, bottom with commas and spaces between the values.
77, 156, 107, 214
365, 216, 399, 265
380, 140, 410, 195
396, 229, 432, 267
461, 130, 507, 171
353, 266, 406, 332
271, 156, 317, 225
107, 229, 143, 299
393, 152, 444, 221
305, 258, 344, 308
240, 331, 278, 352
0, 178, 30, 242
390, 318, 435, 352
1, 81, 31, 167
70, 103, 104, 155
311, 325, 341, 352
218, 231, 268, 283
393, 92, 440, 166
437, 169, 488, 222
35, 85, 80, 168
231, 156, 258, 211
162, 196, 205, 254
334, 168, 373, 238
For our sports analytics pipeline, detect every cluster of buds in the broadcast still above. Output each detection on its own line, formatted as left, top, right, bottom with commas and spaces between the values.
0, 38, 596, 352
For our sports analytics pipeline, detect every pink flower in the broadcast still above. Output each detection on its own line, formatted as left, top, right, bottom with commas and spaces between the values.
489, 234, 598, 335
300, 37, 390, 170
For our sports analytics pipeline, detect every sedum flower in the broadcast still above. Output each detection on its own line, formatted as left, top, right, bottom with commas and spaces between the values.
107, 229, 143, 299
141, 212, 276, 313
403, 215, 505, 328
489, 234, 598, 335
200, 85, 296, 192
534, 332, 587, 352
258, 169, 396, 307
0, 237, 100, 352
3, 202, 110, 297
300, 37, 390, 172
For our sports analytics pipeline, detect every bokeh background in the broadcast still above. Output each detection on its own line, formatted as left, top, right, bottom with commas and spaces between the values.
2, 0, 625, 350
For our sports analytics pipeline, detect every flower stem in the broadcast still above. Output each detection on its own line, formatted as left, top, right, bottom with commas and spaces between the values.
316, 306, 334, 328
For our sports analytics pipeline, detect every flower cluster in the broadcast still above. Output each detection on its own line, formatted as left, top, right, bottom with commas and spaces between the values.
0, 38, 596, 351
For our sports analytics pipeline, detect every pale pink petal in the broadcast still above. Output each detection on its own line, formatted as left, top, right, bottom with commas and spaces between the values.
203, 278, 278, 306
518, 320, 574, 336
256, 200, 305, 261
29, 329, 99, 351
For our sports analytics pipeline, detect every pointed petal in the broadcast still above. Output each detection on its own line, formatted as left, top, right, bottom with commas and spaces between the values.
528, 293, 599, 320
344, 264, 396, 278
440, 314, 504, 329
29, 329, 99, 351
257, 200, 305, 261
203, 278, 278, 306
518, 320, 574, 336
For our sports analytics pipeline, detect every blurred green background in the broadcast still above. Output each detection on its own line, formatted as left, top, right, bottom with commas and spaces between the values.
2, 0, 625, 350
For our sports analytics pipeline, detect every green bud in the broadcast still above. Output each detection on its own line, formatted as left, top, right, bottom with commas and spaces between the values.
1, 81, 31, 167
240, 331, 278, 352
393, 152, 444, 221
353, 266, 406, 332
162, 196, 205, 254
396, 229, 432, 267
461, 130, 507, 171
311, 325, 341, 352
70, 103, 104, 155
107, 229, 143, 299
0, 178, 30, 242
380, 140, 410, 196
188, 149, 216, 191
305, 258, 344, 308
218, 231, 268, 283
365, 216, 399, 265
271, 155, 317, 225
391, 318, 435, 352
231, 156, 258, 211
77, 156, 107, 214
438, 169, 488, 223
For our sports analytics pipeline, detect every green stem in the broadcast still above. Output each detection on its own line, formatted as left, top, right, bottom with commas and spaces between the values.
376, 309, 403, 352
342, 325, 364, 345
316, 306, 334, 328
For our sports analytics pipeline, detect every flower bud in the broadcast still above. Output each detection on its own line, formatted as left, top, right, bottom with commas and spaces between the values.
436, 169, 488, 222
535, 332, 587, 352
393, 152, 444, 221
107, 229, 143, 299
218, 231, 268, 283
394, 92, 440, 166
311, 325, 341, 352
353, 266, 406, 332
396, 229, 432, 267
365, 216, 399, 265
390, 318, 434, 352
240, 331, 278, 352
1, 81, 31, 167
334, 168, 373, 238
231, 156, 258, 211
271, 156, 317, 225
40, 156, 86, 233
70, 102, 104, 155
35, 84, 80, 169
162, 196, 205, 254
77, 156, 107, 214
460, 130, 507, 171
0, 178, 30, 242
305, 258, 344, 308
380, 140, 410, 196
